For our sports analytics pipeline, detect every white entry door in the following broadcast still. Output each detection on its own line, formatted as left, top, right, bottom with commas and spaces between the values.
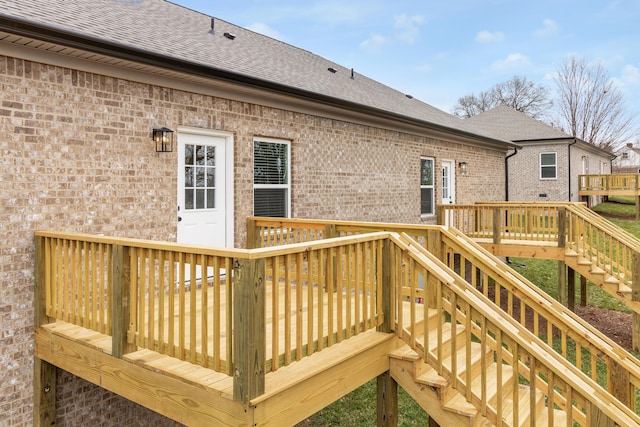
177, 132, 227, 248
442, 160, 455, 205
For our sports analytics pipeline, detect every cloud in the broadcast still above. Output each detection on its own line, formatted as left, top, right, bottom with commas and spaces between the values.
534, 19, 559, 38
360, 33, 391, 51
361, 13, 424, 50
621, 64, 640, 84
245, 22, 286, 41
491, 53, 532, 71
394, 14, 425, 44
475, 30, 504, 43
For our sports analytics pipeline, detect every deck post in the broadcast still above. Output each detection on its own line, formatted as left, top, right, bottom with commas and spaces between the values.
112, 244, 135, 358
580, 275, 588, 306
558, 261, 567, 306
376, 371, 398, 427
435, 205, 443, 225
632, 252, 640, 352
325, 223, 339, 239
557, 207, 566, 249
567, 267, 576, 312
246, 218, 258, 249
636, 196, 640, 221
376, 240, 397, 426
34, 235, 56, 427
492, 207, 501, 244
378, 239, 392, 333
233, 257, 266, 403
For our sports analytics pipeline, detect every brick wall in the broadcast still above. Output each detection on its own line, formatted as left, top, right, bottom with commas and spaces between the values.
507, 144, 569, 202
0, 54, 506, 426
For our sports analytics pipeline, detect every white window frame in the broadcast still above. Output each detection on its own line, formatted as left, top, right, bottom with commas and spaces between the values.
420, 157, 435, 216
253, 137, 291, 218
539, 152, 557, 180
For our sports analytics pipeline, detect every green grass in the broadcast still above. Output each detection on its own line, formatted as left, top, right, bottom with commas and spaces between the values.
507, 257, 631, 312
300, 379, 428, 426
592, 196, 636, 217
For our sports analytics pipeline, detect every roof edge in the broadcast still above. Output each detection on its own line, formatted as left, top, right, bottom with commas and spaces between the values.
0, 14, 514, 150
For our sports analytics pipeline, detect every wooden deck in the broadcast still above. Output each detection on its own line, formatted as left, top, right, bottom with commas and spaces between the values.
36, 280, 410, 426
579, 173, 640, 218
33, 222, 640, 426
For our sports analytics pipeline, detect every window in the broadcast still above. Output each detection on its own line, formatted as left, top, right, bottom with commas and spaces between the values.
254, 138, 290, 217
420, 157, 434, 215
623, 152, 629, 159
540, 152, 557, 179
183, 144, 216, 210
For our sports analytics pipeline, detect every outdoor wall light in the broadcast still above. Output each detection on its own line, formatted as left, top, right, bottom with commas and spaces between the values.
153, 127, 174, 152
458, 161, 468, 175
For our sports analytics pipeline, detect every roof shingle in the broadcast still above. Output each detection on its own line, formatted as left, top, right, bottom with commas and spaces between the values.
0, 0, 509, 145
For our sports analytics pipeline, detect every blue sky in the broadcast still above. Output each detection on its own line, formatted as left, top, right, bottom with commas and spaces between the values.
172, 0, 639, 131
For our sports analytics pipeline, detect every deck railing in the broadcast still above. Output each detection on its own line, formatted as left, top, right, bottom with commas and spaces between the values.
391, 232, 638, 426
437, 202, 640, 309
35, 230, 387, 402
35, 218, 640, 424
579, 173, 640, 193
248, 215, 640, 415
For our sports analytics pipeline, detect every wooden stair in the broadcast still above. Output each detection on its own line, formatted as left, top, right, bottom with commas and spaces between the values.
564, 247, 633, 303
390, 312, 568, 426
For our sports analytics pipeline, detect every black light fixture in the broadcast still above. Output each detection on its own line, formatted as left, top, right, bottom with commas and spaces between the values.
153, 127, 174, 152
458, 161, 468, 175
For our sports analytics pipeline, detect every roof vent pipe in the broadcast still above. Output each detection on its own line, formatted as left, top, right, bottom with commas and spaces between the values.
211, 18, 215, 33
351, 68, 354, 79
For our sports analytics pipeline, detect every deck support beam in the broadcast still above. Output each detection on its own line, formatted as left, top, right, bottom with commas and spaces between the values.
376, 371, 398, 427
34, 235, 57, 426
567, 266, 576, 312
376, 240, 398, 426
233, 257, 266, 403
558, 261, 567, 306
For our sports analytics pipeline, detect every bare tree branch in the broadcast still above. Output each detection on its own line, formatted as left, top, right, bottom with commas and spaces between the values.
451, 75, 552, 119
554, 55, 635, 151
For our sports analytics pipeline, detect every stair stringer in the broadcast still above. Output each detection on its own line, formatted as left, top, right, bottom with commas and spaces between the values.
563, 246, 639, 311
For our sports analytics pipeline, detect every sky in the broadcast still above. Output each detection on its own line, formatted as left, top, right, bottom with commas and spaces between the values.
171, 0, 640, 133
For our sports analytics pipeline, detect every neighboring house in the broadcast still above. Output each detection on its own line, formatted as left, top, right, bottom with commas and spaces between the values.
467, 105, 614, 203
0, 1, 513, 425
612, 143, 640, 173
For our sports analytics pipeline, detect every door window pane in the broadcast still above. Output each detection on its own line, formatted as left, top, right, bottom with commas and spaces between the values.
184, 143, 216, 209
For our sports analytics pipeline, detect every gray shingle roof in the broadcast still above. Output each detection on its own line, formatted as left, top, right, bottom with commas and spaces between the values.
0, 0, 510, 145
466, 105, 571, 142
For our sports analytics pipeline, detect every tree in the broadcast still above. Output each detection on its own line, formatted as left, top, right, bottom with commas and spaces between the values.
554, 55, 635, 151
452, 75, 552, 119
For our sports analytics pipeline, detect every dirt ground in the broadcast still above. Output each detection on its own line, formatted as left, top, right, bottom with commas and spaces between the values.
575, 304, 633, 350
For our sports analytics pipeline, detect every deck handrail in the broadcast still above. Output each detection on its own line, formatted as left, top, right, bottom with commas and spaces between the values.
388, 232, 640, 426
35, 229, 388, 402
579, 173, 640, 192
440, 225, 640, 409
248, 215, 640, 413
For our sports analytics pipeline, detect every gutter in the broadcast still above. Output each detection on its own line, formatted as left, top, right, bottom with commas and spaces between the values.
0, 15, 515, 150
504, 148, 519, 201
568, 139, 577, 202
